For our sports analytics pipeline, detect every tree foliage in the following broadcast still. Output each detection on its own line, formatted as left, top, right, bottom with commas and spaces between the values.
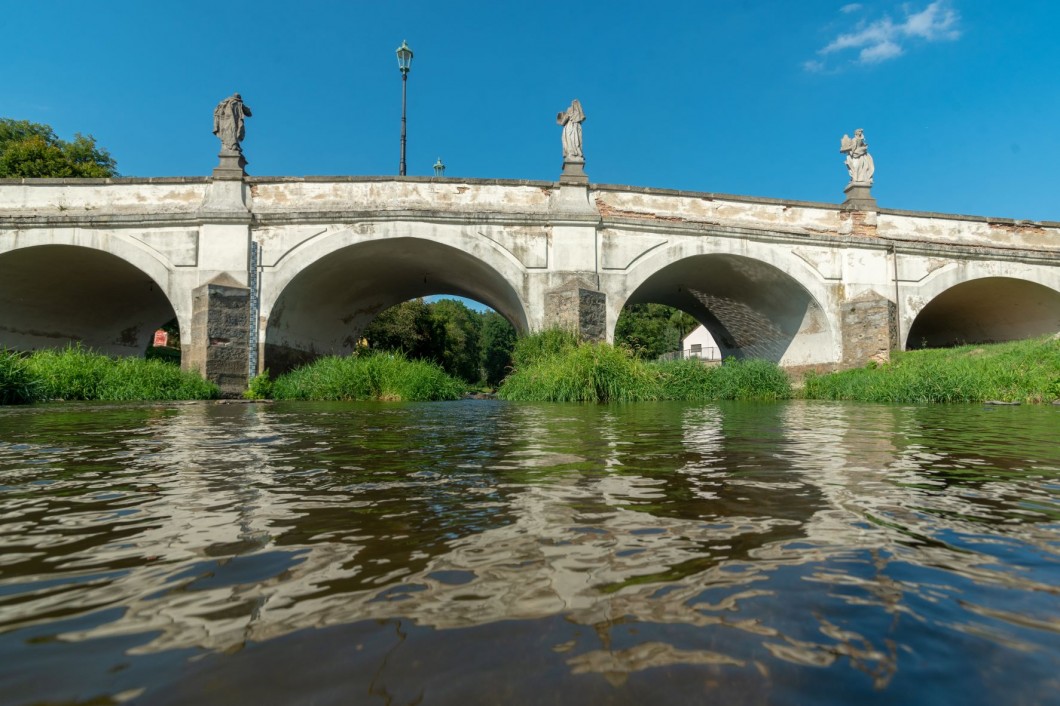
362, 298, 516, 386
480, 311, 518, 386
429, 299, 482, 384
0, 118, 117, 178
614, 303, 699, 360
362, 298, 436, 360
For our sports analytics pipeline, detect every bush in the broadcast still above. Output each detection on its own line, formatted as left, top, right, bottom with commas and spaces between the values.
245, 370, 274, 400
271, 351, 466, 401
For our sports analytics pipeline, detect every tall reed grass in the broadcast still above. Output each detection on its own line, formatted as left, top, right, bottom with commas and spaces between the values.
270, 351, 466, 401
655, 358, 791, 401
802, 336, 1060, 404
0, 350, 37, 405
497, 331, 792, 402
0, 346, 218, 404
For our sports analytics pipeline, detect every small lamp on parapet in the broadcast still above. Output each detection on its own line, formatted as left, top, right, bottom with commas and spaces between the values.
396, 40, 414, 176
433, 157, 445, 177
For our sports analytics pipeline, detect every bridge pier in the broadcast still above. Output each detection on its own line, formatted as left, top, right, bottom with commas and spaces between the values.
545, 280, 607, 342
187, 276, 251, 397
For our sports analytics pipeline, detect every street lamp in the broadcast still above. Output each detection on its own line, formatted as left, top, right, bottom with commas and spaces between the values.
433, 157, 445, 177
396, 40, 413, 176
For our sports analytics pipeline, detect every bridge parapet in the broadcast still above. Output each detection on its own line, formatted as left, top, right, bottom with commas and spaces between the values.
248, 177, 555, 220
878, 211, 1060, 253
0, 178, 209, 216
593, 186, 842, 238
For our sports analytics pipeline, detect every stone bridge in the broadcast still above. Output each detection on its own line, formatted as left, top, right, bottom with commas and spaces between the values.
1, 174, 1058, 394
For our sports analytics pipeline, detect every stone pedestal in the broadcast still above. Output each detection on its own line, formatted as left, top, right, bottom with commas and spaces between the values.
187, 276, 251, 397
842, 182, 877, 211
560, 159, 588, 185
213, 151, 247, 180
545, 280, 606, 342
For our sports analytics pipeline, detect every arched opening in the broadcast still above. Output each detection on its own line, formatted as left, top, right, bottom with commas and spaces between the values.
264, 238, 528, 375
617, 254, 833, 366
0, 245, 179, 358
906, 277, 1060, 349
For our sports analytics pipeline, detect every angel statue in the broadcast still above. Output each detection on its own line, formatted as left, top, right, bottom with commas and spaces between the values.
840, 128, 874, 185
557, 99, 586, 161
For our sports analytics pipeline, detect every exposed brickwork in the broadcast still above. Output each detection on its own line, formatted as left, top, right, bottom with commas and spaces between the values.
838, 210, 878, 238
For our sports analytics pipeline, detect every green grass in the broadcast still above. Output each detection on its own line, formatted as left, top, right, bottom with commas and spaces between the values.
497, 331, 792, 402
270, 351, 467, 401
654, 357, 792, 401
0, 345, 218, 404
0, 349, 38, 405
499, 340, 662, 402
803, 336, 1060, 404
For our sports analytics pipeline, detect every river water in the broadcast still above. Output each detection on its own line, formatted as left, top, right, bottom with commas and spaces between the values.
0, 399, 1057, 705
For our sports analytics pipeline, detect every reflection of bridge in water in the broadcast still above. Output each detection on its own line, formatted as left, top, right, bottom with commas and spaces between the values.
37, 401, 1053, 685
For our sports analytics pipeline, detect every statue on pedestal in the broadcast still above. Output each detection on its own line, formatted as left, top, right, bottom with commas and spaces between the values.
840, 128, 874, 185
213, 93, 252, 155
557, 99, 586, 161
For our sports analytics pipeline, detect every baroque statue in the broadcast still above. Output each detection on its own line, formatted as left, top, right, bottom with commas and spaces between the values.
840, 128, 874, 185
213, 93, 252, 154
557, 99, 586, 161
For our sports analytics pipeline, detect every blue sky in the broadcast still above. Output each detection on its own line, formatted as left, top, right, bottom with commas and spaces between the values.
6, 1, 1059, 222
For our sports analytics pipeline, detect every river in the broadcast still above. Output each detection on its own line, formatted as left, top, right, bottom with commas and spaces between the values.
0, 399, 1057, 705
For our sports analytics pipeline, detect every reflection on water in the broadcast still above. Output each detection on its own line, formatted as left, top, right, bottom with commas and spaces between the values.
0, 400, 1057, 705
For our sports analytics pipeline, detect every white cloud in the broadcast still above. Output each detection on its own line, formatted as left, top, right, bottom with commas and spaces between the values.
808, 1, 960, 70
903, 2, 960, 40
859, 40, 903, 63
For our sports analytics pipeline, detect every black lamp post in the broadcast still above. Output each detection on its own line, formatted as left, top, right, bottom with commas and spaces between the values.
396, 40, 413, 176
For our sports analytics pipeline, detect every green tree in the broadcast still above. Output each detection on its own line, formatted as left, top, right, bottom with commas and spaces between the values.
615, 303, 699, 360
429, 299, 482, 383
0, 118, 117, 178
362, 298, 436, 360
362, 298, 486, 384
479, 312, 517, 387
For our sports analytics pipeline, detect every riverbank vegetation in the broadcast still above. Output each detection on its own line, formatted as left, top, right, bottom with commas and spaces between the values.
803, 335, 1060, 404
497, 331, 791, 402
266, 351, 466, 401
362, 298, 516, 387
0, 346, 218, 404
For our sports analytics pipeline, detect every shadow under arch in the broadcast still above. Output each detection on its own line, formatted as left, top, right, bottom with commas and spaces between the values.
616, 253, 835, 365
906, 276, 1060, 349
264, 236, 530, 373
0, 244, 179, 356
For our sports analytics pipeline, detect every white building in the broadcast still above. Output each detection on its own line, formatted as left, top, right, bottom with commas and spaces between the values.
681, 325, 720, 360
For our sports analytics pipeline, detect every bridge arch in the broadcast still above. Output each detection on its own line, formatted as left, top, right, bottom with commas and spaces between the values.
0, 242, 182, 357
607, 239, 839, 366
905, 268, 1060, 349
260, 223, 531, 372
